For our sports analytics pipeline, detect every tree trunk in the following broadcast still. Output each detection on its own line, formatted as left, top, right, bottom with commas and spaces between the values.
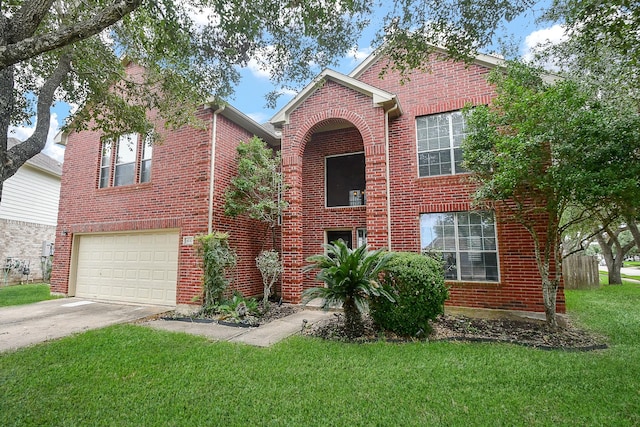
626, 218, 640, 250
596, 232, 622, 285
541, 276, 559, 329
596, 228, 634, 285
608, 261, 623, 285
343, 297, 364, 338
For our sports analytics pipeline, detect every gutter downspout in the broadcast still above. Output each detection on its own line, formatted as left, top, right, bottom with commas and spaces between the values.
208, 106, 225, 234
384, 105, 399, 250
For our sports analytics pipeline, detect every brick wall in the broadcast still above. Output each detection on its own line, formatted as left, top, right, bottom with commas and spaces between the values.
278, 54, 564, 313
280, 80, 389, 302
359, 54, 564, 313
0, 219, 56, 284
211, 114, 277, 299
51, 103, 270, 306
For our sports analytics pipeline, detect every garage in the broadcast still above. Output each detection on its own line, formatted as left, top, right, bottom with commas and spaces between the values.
74, 231, 179, 306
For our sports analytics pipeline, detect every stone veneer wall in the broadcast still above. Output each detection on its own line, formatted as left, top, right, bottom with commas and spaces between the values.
0, 219, 56, 284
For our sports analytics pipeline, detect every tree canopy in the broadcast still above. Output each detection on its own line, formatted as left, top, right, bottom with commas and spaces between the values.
462, 61, 640, 326
378, 0, 640, 78
0, 0, 371, 198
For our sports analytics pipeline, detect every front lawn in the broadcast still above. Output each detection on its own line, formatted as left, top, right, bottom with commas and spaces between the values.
1, 283, 639, 426
0, 283, 59, 307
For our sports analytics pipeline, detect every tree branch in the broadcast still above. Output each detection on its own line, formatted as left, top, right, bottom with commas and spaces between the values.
0, 0, 143, 69
10, 0, 56, 42
4, 52, 71, 179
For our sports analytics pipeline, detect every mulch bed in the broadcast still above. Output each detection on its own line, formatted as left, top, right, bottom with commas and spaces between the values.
155, 302, 302, 327
303, 313, 608, 351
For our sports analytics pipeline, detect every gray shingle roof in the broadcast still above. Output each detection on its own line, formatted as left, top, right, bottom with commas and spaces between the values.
8, 137, 62, 177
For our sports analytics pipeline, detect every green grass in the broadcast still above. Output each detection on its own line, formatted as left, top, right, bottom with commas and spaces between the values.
0, 283, 59, 307
1, 284, 639, 426
624, 260, 640, 268
599, 270, 640, 283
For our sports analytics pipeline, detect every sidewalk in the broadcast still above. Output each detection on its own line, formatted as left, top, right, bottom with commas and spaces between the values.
140, 309, 333, 347
598, 266, 640, 284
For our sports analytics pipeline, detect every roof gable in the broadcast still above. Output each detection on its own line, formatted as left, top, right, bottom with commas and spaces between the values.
270, 69, 401, 126
348, 44, 508, 80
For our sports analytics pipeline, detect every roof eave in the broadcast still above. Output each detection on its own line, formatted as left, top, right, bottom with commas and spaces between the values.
204, 99, 280, 147
270, 69, 401, 126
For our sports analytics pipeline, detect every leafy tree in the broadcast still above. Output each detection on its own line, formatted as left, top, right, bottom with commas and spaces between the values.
462, 61, 640, 327
0, 0, 370, 201
224, 136, 287, 248
376, 0, 640, 78
595, 225, 635, 285
302, 240, 394, 339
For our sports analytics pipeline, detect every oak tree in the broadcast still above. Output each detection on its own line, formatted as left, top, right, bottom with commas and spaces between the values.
0, 0, 370, 200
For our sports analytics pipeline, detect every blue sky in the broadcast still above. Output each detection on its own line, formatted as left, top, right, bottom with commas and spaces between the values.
10, 2, 565, 163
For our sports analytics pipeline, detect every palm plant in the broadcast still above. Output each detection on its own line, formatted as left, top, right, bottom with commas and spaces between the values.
303, 240, 394, 338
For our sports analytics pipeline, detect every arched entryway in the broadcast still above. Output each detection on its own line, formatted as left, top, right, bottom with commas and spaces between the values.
279, 110, 390, 302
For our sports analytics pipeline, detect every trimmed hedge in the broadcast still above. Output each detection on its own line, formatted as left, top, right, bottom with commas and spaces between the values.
370, 252, 449, 336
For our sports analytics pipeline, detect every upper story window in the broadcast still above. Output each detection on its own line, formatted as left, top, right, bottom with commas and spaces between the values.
416, 111, 468, 177
99, 133, 153, 188
325, 152, 365, 207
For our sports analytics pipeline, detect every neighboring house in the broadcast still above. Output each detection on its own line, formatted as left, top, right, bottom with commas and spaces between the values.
1, 138, 61, 284
51, 52, 565, 315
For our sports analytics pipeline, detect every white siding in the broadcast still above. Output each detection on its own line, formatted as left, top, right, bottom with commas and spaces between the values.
0, 165, 61, 226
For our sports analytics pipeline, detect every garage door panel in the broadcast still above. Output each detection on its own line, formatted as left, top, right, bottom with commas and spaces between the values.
75, 231, 179, 306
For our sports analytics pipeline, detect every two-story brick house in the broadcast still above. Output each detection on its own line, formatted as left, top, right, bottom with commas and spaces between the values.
51, 49, 564, 315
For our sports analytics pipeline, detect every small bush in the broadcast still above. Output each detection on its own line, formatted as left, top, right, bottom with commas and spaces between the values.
196, 232, 237, 312
256, 250, 283, 309
370, 252, 449, 336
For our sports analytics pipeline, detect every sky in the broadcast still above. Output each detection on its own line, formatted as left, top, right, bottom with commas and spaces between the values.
9, 2, 566, 164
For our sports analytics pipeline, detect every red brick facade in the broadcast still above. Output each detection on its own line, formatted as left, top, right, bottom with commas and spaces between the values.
52, 52, 564, 314
276, 53, 564, 313
51, 105, 271, 305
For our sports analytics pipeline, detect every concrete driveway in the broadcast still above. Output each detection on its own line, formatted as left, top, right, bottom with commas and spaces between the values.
0, 298, 170, 353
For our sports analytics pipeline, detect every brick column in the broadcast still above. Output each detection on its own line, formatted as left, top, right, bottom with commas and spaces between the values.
281, 153, 304, 302
364, 135, 389, 250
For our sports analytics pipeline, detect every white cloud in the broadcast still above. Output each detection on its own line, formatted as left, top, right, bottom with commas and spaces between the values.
8, 113, 65, 163
348, 45, 374, 63
279, 88, 297, 97
246, 57, 272, 80
522, 24, 568, 64
245, 46, 279, 80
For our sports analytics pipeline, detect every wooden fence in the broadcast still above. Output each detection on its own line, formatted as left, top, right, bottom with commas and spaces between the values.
563, 255, 600, 289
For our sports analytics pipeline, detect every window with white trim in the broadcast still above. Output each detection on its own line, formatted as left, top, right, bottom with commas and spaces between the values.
99, 133, 152, 188
416, 111, 467, 177
420, 211, 499, 282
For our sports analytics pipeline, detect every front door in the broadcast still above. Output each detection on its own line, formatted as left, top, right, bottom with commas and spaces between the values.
326, 230, 353, 248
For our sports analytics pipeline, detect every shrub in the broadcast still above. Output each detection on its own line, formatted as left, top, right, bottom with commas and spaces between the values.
196, 232, 237, 313
370, 252, 449, 336
218, 292, 260, 326
302, 240, 394, 339
256, 250, 283, 310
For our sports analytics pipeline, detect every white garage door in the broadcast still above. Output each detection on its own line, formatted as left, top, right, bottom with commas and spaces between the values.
75, 231, 179, 306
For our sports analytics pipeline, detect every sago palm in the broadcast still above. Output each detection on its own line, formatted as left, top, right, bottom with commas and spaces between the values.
303, 240, 394, 338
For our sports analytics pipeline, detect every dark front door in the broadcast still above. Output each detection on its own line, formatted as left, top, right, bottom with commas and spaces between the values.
326, 230, 353, 248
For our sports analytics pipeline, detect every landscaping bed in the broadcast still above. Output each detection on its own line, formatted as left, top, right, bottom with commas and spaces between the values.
158, 302, 301, 327
304, 312, 607, 350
